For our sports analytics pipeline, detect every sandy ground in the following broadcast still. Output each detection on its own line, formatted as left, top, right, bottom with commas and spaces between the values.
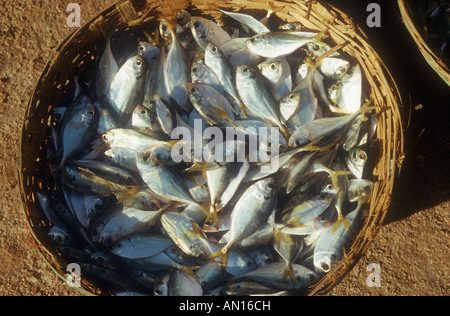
0, 0, 448, 296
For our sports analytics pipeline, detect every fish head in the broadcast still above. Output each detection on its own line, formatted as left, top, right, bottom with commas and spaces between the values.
48, 226, 72, 246
259, 59, 283, 80
348, 179, 374, 203
257, 177, 277, 199
314, 251, 335, 274
236, 64, 257, 81
191, 61, 207, 81
80, 103, 99, 126
125, 55, 146, 78
176, 9, 191, 28
205, 42, 226, 62
138, 41, 160, 62
187, 82, 204, 103
289, 132, 311, 148
149, 144, 172, 164
132, 104, 156, 128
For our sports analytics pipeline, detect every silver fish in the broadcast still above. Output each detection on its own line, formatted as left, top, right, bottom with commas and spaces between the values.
111, 234, 173, 259
313, 207, 362, 274
345, 148, 368, 179
235, 64, 289, 136
218, 9, 270, 34
204, 43, 245, 116
190, 16, 231, 50
96, 36, 119, 98
161, 20, 192, 112
258, 57, 292, 101
191, 60, 224, 94
168, 269, 203, 296
233, 262, 319, 290
137, 41, 160, 66
107, 55, 146, 124
214, 177, 277, 257
59, 102, 98, 169
246, 32, 318, 58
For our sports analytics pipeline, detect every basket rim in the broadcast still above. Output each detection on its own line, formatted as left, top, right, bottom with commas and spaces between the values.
397, 0, 450, 87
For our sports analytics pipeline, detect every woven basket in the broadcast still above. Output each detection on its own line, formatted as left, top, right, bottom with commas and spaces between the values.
17, 0, 405, 296
398, 0, 450, 86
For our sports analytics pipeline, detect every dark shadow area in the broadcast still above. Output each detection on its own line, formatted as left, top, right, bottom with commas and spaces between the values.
327, 0, 450, 224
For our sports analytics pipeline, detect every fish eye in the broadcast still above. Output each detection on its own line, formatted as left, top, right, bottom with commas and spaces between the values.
270, 63, 277, 70
193, 21, 201, 29
142, 154, 150, 162
190, 87, 199, 93
102, 134, 109, 143
211, 46, 217, 53
136, 60, 142, 67
138, 45, 145, 51
192, 66, 198, 73
140, 108, 147, 115
242, 67, 249, 73
289, 94, 296, 99
359, 153, 367, 160
88, 109, 96, 116
312, 44, 320, 51
160, 24, 167, 32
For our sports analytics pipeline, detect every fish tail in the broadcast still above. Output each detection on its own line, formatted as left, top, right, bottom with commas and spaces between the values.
206, 203, 220, 230
210, 243, 231, 267
114, 185, 145, 203
281, 265, 296, 284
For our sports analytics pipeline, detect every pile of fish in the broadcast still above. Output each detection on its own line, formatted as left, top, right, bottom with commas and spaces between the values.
37, 7, 378, 296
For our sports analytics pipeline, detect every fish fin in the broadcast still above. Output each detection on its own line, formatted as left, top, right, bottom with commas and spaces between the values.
114, 185, 146, 203
205, 203, 220, 230
184, 220, 206, 239
179, 266, 202, 278
281, 266, 296, 284
286, 216, 308, 228
266, 0, 285, 17
331, 216, 351, 233
210, 246, 230, 268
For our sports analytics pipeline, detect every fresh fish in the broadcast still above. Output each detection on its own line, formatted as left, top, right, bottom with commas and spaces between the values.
154, 271, 171, 296
279, 92, 301, 123
213, 177, 278, 257
131, 103, 160, 131
107, 55, 146, 125
190, 16, 232, 50
318, 57, 350, 80
105, 147, 140, 172
348, 178, 374, 211
168, 269, 203, 296
195, 259, 226, 291
187, 83, 235, 128
246, 31, 318, 58
111, 234, 173, 259
161, 19, 192, 112
218, 9, 270, 34
59, 102, 99, 169
235, 64, 289, 136
204, 43, 245, 116
137, 41, 160, 66
191, 60, 224, 94
96, 36, 119, 98
137, 156, 198, 205
70, 159, 137, 186
333, 64, 362, 114
258, 57, 292, 101
345, 148, 368, 179
232, 262, 319, 291
102, 128, 171, 153
97, 205, 167, 245
155, 95, 174, 136
313, 207, 363, 274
